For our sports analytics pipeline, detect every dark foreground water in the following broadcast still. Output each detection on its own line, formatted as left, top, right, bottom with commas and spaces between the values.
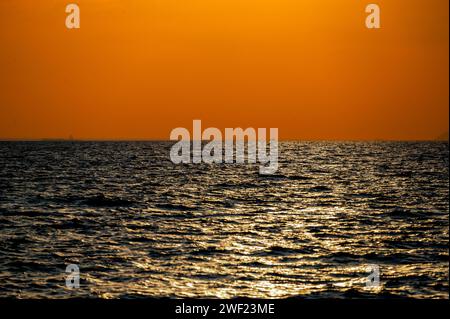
0, 141, 448, 298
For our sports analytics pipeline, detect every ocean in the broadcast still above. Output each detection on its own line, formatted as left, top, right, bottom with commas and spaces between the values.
0, 141, 448, 298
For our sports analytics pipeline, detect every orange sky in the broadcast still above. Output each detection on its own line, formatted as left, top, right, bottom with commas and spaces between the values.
0, 0, 448, 140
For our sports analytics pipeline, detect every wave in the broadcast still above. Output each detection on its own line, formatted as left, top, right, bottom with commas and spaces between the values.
327, 251, 430, 263
81, 194, 134, 207
38, 194, 135, 207
382, 207, 433, 219
308, 185, 332, 192
155, 203, 197, 211
254, 245, 316, 256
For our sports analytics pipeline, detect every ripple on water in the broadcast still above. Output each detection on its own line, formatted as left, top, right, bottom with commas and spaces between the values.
0, 141, 448, 298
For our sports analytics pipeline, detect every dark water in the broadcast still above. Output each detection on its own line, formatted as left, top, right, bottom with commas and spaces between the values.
0, 141, 448, 298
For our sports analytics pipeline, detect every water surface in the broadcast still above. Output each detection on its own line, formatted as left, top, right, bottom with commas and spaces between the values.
0, 141, 448, 298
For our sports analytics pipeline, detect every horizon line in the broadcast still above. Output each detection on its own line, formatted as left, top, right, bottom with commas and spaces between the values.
0, 138, 448, 142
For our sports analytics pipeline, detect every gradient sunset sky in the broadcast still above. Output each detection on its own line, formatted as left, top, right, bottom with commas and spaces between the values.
0, 0, 448, 140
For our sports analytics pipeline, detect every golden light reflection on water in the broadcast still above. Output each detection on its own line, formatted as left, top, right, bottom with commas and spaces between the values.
70, 203, 447, 299
57, 199, 448, 299
1, 142, 448, 298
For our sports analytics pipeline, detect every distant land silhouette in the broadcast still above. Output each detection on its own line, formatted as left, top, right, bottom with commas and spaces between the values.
41, 135, 74, 142
436, 131, 449, 141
